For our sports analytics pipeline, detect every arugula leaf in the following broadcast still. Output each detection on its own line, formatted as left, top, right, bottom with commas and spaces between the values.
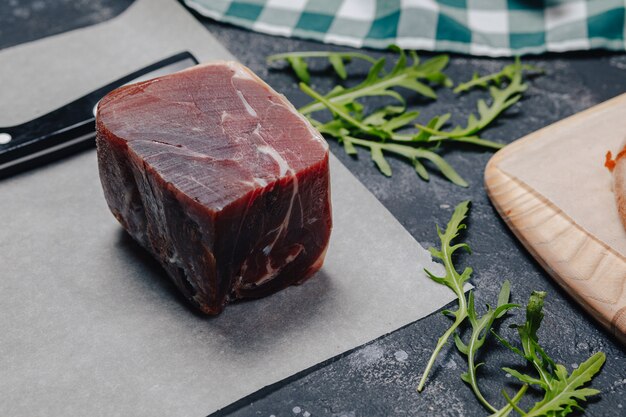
346, 136, 468, 186
301, 77, 505, 185
268, 49, 539, 186
267, 51, 378, 83
454, 57, 542, 94
496, 291, 556, 390
523, 353, 605, 417
299, 48, 451, 114
416, 59, 528, 147
310, 117, 467, 186
417, 200, 472, 392
495, 292, 606, 417
454, 281, 518, 412
286, 56, 310, 85
302, 81, 415, 139
300, 75, 505, 151
303, 84, 469, 185
416, 206, 605, 416
329, 54, 348, 79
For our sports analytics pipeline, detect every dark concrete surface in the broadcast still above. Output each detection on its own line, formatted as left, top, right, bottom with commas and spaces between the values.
1, 1, 625, 416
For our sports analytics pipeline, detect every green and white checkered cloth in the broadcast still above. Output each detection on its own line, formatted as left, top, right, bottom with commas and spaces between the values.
184, 0, 626, 56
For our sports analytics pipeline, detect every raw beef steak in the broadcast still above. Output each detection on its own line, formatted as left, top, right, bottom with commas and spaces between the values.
96, 62, 332, 315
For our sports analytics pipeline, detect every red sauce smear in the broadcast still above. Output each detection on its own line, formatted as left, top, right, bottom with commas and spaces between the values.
605, 148, 626, 172
605, 151, 616, 172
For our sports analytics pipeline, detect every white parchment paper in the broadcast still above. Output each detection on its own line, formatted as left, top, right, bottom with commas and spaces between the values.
0, 1, 461, 416
498, 95, 626, 257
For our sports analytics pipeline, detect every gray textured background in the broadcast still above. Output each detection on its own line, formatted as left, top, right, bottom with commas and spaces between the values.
1, 1, 625, 416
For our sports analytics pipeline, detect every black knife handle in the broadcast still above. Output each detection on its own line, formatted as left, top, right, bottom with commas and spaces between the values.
0, 51, 198, 178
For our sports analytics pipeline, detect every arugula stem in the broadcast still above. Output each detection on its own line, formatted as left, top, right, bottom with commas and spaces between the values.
467, 336, 496, 412
440, 237, 470, 313
436, 135, 505, 150
394, 132, 504, 149
454, 72, 506, 94
529, 348, 554, 393
456, 283, 518, 413
417, 312, 466, 392
491, 385, 529, 417
418, 202, 472, 391
267, 51, 378, 64
300, 83, 386, 138
300, 70, 428, 114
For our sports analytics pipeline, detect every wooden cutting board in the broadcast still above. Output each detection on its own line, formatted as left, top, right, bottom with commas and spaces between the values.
485, 93, 626, 345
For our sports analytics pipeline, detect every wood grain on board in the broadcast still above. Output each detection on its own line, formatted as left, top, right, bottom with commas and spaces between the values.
485, 94, 626, 345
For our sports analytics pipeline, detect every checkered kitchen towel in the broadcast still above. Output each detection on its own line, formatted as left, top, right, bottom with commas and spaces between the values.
184, 0, 626, 56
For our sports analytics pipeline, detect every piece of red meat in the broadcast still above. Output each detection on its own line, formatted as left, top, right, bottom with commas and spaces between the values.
95, 62, 332, 315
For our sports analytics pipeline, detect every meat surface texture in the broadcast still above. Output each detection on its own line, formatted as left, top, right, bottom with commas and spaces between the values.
96, 61, 332, 315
